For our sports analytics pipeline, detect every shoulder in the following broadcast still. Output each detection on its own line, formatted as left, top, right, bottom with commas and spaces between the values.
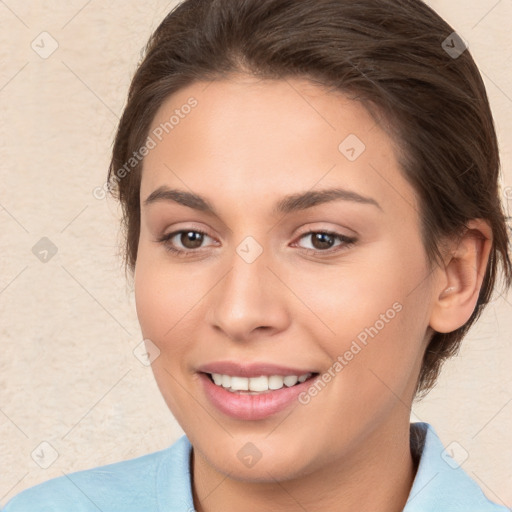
3, 436, 192, 512
405, 422, 509, 512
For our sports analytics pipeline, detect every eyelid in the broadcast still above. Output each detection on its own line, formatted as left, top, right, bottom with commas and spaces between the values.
156, 221, 217, 242
291, 229, 356, 253
294, 222, 357, 238
156, 225, 357, 258
156, 227, 216, 250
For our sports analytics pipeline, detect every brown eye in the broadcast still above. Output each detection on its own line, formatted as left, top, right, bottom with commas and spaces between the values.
179, 231, 205, 249
157, 229, 214, 255
296, 230, 357, 255
309, 232, 336, 250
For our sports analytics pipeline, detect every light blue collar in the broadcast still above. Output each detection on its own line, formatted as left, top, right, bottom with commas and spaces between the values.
403, 422, 507, 511
158, 422, 507, 511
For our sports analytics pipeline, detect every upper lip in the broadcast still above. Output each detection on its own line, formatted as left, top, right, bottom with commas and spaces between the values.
197, 361, 318, 378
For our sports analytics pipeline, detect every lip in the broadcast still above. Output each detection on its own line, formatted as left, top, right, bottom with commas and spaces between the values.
196, 360, 317, 378
197, 366, 320, 421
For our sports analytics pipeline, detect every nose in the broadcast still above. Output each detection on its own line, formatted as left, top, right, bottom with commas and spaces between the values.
208, 246, 290, 342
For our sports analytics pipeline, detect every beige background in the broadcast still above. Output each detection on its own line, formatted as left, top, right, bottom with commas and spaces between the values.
1, 0, 511, 507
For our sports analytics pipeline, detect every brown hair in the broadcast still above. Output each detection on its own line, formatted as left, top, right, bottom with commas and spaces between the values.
107, 0, 512, 398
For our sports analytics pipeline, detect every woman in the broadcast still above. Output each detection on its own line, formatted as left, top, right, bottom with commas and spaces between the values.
5, 0, 511, 510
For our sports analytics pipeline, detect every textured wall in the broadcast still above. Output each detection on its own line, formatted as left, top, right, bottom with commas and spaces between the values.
1, 0, 511, 507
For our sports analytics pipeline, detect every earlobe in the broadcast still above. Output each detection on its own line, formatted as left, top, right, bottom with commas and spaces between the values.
429, 219, 493, 334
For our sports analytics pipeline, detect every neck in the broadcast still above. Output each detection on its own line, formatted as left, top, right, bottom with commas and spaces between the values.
191, 417, 418, 512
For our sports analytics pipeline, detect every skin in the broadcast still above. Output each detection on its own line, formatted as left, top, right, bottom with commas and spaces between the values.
134, 75, 492, 512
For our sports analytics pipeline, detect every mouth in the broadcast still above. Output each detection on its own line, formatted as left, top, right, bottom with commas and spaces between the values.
196, 364, 321, 421
203, 371, 318, 394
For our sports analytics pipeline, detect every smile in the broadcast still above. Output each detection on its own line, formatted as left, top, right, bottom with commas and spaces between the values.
208, 372, 314, 393
198, 368, 320, 420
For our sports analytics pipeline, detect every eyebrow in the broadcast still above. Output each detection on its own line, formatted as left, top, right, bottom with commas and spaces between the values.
143, 185, 382, 215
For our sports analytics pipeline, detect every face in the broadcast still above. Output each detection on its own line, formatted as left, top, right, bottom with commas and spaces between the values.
134, 76, 440, 482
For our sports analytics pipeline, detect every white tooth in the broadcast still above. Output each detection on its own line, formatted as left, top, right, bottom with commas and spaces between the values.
230, 376, 249, 391
211, 373, 223, 386
249, 375, 269, 392
268, 375, 285, 390
212, 373, 308, 391
283, 375, 298, 387
221, 374, 231, 388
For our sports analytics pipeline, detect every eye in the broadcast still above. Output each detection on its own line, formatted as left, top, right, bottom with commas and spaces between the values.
156, 229, 216, 256
294, 230, 357, 255
156, 228, 357, 257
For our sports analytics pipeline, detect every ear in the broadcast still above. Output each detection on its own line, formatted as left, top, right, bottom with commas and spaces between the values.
429, 219, 493, 334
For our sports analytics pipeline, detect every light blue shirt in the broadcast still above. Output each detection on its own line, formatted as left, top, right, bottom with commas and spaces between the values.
3, 422, 508, 511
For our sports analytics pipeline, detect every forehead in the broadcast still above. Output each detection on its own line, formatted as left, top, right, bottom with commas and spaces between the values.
140, 76, 418, 217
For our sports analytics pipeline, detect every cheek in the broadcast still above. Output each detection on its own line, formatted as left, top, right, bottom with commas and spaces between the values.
133, 246, 213, 369
134, 262, 165, 341
288, 257, 406, 345
133, 252, 199, 424
292, 242, 430, 398
133, 248, 183, 353
134, 240, 191, 340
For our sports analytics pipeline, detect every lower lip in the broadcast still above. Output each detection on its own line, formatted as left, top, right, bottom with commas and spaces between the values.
198, 372, 318, 421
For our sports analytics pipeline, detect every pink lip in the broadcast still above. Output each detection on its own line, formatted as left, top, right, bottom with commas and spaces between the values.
196, 360, 316, 377
197, 368, 319, 421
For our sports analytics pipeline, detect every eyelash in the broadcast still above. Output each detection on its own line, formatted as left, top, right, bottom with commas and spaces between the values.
156, 228, 357, 257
